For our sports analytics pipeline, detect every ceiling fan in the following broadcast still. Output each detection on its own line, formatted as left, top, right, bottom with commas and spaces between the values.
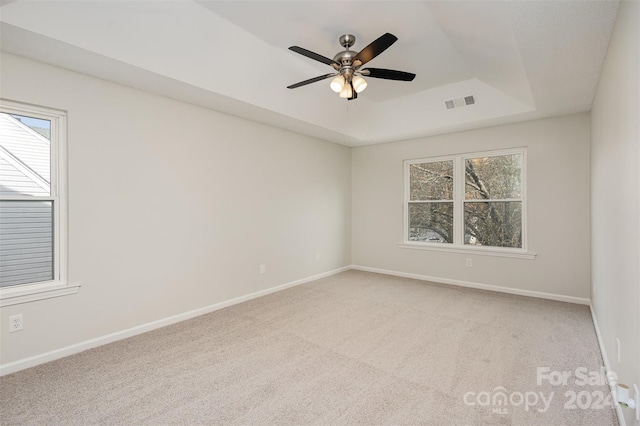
287, 33, 416, 100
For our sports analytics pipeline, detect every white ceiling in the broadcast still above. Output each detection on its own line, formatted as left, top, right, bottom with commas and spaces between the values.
0, 0, 619, 146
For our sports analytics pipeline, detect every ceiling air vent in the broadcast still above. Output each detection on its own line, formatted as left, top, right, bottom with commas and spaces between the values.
445, 95, 475, 110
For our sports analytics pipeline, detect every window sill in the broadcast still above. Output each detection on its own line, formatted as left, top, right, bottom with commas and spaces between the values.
398, 242, 537, 259
0, 281, 81, 307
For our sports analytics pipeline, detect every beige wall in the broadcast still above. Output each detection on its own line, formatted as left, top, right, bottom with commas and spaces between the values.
352, 113, 591, 299
591, 1, 640, 424
0, 53, 352, 365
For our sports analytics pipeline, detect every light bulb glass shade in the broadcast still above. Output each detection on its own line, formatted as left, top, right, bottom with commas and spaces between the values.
330, 75, 345, 93
339, 83, 353, 99
352, 75, 367, 93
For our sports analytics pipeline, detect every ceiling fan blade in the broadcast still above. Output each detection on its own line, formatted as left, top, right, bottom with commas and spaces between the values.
287, 73, 336, 89
288, 46, 339, 67
353, 33, 398, 66
362, 68, 416, 81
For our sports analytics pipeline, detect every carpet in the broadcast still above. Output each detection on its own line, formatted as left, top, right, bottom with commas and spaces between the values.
0, 270, 618, 425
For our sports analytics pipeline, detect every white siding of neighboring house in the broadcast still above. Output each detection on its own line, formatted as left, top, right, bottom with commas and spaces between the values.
0, 113, 53, 287
0, 201, 53, 287
0, 113, 50, 183
0, 154, 50, 197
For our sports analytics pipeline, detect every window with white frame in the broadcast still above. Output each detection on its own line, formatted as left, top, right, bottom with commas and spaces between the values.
0, 99, 75, 306
404, 149, 526, 253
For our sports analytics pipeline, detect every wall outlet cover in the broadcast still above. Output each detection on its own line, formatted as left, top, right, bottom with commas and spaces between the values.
9, 314, 23, 332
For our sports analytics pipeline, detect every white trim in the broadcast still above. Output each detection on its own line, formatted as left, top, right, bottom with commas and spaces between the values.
404, 148, 527, 251
403, 155, 456, 244
0, 281, 81, 307
0, 265, 350, 376
352, 265, 589, 305
398, 242, 537, 259
454, 155, 464, 245
54, 107, 68, 286
589, 302, 624, 425
0, 99, 70, 303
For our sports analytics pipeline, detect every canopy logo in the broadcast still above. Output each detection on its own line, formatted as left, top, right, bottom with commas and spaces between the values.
463, 387, 553, 414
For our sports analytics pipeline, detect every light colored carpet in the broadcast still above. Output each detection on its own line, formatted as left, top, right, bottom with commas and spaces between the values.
0, 270, 617, 425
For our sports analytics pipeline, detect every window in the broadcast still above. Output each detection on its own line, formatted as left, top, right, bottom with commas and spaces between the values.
0, 100, 77, 306
404, 149, 532, 257
408, 159, 454, 243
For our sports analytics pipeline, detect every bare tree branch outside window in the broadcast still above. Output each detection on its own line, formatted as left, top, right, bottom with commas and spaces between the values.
408, 160, 454, 243
407, 153, 523, 248
464, 155, 522, 248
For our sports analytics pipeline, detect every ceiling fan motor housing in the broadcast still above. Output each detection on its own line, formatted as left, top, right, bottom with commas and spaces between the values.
334, 50, 357, 66
334, 35, 361, 80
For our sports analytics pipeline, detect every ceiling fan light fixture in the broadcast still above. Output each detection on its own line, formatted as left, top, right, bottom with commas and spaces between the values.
330, 75, 345, 93
352, 75, 367, 93
339, 83, 353, 99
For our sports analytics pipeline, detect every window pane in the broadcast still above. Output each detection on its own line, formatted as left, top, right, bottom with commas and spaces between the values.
465, 154, 521, 200
409, 202, 453, 243
0, 113, 51, 197
410, 160, 453, 201
464, 201, 522, 248
0, 200, 54, 287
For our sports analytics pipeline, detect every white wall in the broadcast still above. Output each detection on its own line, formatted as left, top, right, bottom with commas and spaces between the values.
591, 1, 640, 424
0, 53, 351, 366
352, 113, 591, 300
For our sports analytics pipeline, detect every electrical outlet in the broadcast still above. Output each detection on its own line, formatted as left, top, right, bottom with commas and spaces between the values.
9, 314, 23, 332
466, 258, 472, 267
259, 264, 266, 274
616, 338, 621, 363
315, 253, 320, 262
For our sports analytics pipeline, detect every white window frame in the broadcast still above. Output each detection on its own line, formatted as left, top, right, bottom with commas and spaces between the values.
400, 148, 536, 259
0, 99, 79, 306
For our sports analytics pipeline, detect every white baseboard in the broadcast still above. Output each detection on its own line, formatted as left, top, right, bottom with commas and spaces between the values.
0, 265, 351, 377
0, 265, 591, 377
590, 302, 625, 426
351, 265, 590, 305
